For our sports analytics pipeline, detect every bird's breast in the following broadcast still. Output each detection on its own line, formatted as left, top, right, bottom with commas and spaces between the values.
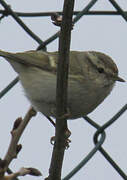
19, 67, 114, 119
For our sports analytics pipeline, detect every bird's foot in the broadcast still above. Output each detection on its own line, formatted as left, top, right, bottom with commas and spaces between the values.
51, 12, 74, 29
50, 129, 71, 149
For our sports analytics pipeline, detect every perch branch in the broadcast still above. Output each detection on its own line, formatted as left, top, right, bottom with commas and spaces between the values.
0, 107, 37, 179
46, 0, 75, 180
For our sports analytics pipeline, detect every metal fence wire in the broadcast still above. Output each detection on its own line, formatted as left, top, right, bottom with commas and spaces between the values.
0, 0, 127, 179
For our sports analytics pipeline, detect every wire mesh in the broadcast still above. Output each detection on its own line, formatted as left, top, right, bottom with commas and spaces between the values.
0, 0, 126, 179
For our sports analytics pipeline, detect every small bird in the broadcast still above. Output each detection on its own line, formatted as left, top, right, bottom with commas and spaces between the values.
0, 50, 125, 119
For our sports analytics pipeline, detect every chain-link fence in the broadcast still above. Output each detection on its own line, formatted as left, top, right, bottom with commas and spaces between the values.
0, 0, 127, 179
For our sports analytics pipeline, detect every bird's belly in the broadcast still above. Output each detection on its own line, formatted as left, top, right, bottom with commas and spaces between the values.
19, 67, 112, 119
20, 68, 57, 103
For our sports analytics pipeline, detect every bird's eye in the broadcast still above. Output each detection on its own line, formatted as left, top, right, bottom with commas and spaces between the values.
97, 67, 104, 73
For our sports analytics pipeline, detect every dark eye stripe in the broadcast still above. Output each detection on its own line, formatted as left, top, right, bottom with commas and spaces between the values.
97, 67, 104, 73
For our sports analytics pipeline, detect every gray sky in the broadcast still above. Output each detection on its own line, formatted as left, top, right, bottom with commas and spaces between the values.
0, 0, 127, 179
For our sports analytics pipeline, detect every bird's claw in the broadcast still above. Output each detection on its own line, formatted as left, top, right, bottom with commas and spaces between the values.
50, 129, 71, 149
51, 12, 74, 29
50, 136, 71, 149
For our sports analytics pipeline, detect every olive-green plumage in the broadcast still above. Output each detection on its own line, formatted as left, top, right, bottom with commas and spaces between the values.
0, 50, 125, 119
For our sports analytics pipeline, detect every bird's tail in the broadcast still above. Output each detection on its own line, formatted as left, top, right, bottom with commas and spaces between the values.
0, 49, 51, 71
0, 50, 13, 59
0, 50, 28, 73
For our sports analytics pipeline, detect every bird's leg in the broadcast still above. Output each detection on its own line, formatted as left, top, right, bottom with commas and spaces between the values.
51, 107, 71, 119
48, 107, 71, 148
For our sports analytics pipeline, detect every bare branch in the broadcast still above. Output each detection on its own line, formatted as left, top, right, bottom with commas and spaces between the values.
46, 0, 75, 180
0, 107, 37, 178
1, 167, 42, 180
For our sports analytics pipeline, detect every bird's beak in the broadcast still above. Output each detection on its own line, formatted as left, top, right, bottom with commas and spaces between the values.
116, 76, 125, 82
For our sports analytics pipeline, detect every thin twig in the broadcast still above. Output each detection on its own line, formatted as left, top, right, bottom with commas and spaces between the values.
3, 107, 37, 171
1, 167, 42, 180
46, 1, 75, 180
